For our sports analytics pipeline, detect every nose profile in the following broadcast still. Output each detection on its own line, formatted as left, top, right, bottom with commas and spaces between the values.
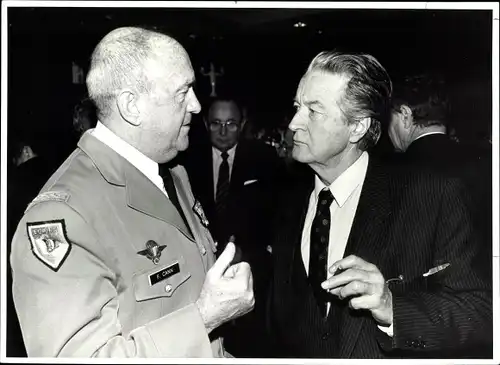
189, 90, 202, 114
288, 112, 303, 132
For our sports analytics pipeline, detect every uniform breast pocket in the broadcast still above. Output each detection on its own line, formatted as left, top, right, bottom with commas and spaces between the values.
133, 255, 192, 302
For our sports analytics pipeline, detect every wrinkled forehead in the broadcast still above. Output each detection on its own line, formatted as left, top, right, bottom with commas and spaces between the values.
295, 70, 349, 104
208, 101, 242, 121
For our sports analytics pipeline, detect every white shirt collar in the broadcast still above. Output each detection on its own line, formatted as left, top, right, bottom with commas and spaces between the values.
91, 121, 160, 183
212, 144, 237, 162
314, 152, 369, 207
414, 131, 446, 142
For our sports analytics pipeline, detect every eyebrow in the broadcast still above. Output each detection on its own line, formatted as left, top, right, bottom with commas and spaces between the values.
294, 99, 324, 109
177, 78, 196, 91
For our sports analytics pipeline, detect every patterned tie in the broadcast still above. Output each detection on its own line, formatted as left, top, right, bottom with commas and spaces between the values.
159, 165, 193, 238
215, 151, 230, 244
309, 188, 335, 317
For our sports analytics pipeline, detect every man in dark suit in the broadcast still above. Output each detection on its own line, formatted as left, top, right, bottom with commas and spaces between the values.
183, 95, 284, 357
388, 73, 492, 265
267, 51, 492, 358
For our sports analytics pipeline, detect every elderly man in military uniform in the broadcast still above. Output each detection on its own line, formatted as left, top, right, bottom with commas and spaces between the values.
10, 27, 254, 358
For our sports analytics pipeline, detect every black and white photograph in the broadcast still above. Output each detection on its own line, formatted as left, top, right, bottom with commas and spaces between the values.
1, 1, 498, 362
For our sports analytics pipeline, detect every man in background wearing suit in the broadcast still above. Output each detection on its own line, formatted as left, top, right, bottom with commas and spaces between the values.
267, 51, 492, 358
184, 95, 284, 357
10, 27, 254, 358
388, 73, 492, 259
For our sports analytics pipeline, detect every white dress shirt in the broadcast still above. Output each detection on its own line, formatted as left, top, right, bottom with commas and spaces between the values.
212, 145, 237, 199
300, 151, 393, 336
301, 151, 368, 277
91, 121, 168, 197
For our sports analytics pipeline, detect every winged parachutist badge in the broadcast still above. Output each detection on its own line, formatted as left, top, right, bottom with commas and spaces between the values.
138, 240, 166, 265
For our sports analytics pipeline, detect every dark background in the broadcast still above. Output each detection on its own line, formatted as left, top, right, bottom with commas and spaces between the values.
7, 6, 493, 165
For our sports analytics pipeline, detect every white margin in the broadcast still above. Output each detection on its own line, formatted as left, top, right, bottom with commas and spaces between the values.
1, 0, 9, 361
0, 1, 498, 364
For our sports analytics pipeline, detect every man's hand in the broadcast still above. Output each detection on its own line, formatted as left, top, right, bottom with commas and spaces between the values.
321, 255, 393, 326
196, 242, 255, 333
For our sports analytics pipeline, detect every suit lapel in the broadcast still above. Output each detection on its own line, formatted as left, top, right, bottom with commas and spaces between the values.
288, 178, 315, 283
207, 149, 215, 204
125, 164, 195, 242
338, 158, 393, 357
79, 132, 195, 242
230, 143, 245, 191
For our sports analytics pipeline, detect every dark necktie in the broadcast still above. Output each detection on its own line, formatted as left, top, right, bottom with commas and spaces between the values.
215, 151, 230, 244
215, 151, 230, 214
159, 165, 193, 238
309, 188, 335, 317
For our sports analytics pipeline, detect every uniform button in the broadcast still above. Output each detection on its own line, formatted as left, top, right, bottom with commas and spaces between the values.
165, 284, 173, 294
321, 332, 330, 340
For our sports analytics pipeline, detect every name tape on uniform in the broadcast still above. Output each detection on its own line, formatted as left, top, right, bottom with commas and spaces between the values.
149, 262, 180, 286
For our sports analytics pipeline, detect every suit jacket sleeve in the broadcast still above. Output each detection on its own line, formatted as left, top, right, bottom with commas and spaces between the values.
10, 201, 212, 358
378, 178, 492, 355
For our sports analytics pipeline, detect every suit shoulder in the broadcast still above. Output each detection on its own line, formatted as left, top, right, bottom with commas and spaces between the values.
384, 158, 467, 201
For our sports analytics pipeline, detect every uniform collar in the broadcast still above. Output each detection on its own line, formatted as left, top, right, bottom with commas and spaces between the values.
91, 121, 160, 184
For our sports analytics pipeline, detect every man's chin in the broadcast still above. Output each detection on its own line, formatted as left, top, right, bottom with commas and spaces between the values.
213, 143, 235, 152
176, 139, 189, 152
291, 149, 310, 164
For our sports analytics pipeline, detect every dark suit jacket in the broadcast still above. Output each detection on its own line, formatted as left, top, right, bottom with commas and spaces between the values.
268, 157, 492, 358
397, 134, 492, 262
184, 138, 284, 256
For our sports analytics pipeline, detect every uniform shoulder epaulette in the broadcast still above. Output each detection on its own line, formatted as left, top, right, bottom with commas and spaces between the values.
25, 191, 71, 213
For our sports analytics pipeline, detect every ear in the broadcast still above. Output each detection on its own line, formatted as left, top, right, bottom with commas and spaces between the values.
349, 117, 371, 144
116, 89, 141, 126
399, 104, 413, 129
22, 145, 35, 159
203, 115, 210, 130
240, 118, 247, 131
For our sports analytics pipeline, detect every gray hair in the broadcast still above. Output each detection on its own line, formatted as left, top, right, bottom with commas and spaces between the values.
307, 51, 392, 150
86, 27, 175, 120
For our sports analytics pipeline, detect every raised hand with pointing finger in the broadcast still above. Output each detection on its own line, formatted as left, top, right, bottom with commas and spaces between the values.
196, 241, 255, 333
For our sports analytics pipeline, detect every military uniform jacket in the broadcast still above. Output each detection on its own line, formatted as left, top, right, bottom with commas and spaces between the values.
10, 132, 224, 357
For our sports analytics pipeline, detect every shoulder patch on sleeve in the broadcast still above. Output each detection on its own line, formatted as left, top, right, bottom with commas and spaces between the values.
25, 191, 70, 213
26, 220, 72, 272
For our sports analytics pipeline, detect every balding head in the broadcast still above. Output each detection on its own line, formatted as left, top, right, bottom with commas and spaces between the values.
86, 26, 201, 164
86, 27, 183, 121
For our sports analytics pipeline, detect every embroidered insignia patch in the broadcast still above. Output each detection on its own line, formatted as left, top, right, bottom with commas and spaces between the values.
138, 240, 166, 265
25, 191, 70, 213
193, 200, 209, 228
26, 220, 72, 272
